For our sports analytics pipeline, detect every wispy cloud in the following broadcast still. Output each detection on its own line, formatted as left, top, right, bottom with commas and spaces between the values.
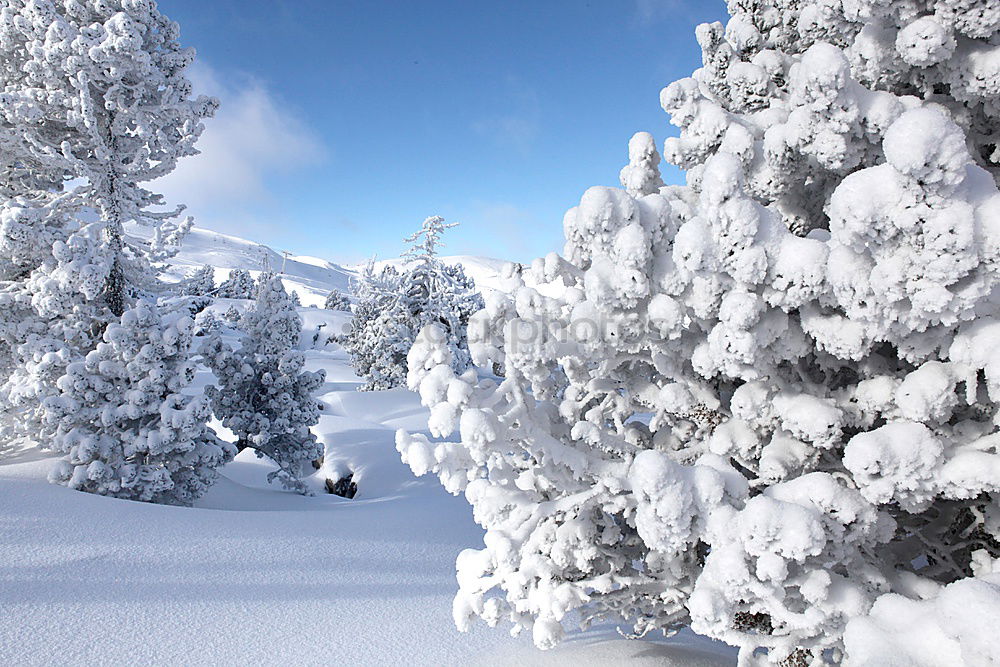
473, 77, 541, 155
155, 62, 326, 238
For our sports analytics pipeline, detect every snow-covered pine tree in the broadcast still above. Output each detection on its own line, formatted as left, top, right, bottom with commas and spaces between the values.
324, 288, 351, 311
203, 274, 325, 494
182, 265, 216, 297
339, 260, 408, 390
341, 219, 483, 391
397, 2, 1000, 663
0, 0, 217, 314
0, 0, 214, 455
45, 302, 234, 504
223, 304, 242, 324
217, 268, 256, 299
401, 216, 483, 376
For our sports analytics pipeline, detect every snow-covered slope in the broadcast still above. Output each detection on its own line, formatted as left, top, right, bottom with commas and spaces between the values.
150, 225, 355, 307
151, 224, 512, 305
0, 226, 737, 666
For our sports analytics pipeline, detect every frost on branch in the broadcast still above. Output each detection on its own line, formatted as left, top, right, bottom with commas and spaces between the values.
396, 1, 1000, 662
46, 302, 234, 504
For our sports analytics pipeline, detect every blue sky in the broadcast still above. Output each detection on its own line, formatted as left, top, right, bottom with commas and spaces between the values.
156, 0, 729, 264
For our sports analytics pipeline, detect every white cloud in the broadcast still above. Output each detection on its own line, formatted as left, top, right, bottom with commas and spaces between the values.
155, 62, 325, 237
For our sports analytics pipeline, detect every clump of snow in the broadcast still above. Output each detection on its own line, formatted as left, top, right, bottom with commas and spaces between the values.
844, 569, 1000, 666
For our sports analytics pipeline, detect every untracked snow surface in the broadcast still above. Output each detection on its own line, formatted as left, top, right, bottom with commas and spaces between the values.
0, 229, 737, 666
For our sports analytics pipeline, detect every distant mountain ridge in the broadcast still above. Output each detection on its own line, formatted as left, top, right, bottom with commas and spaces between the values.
149, 224, 511, 307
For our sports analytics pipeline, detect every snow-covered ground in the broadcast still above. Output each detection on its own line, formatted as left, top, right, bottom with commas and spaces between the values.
0, 228, 737, 665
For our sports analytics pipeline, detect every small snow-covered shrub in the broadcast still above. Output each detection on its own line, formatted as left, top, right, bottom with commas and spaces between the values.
217, 269, 256, 300
324, 288, 351, 311
398, 1, 1000, 663
46, 302, 234, 504
203, 274, 324, 494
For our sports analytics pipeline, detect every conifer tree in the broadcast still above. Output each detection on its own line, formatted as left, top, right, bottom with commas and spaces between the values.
203, 274, 325, 493
398, 1, 1000, 662
46, 302, 233, 504
217, 268, 256, 299
339, 261, 407, 391
182, 265, 216, 297
0, 0, 215, 456
0, 0, 217, 313
341, 220, 483, 391
324, 288, 351, 311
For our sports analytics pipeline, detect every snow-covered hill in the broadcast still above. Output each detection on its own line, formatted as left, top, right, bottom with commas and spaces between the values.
150, 224, 512, 306
0, 225, 737, 666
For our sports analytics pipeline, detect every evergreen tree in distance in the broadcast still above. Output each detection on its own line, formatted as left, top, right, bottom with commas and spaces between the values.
341, 219, 483, 391
324, 288, 351, 311
203, 274, 325, 494
217, 268, 256, 299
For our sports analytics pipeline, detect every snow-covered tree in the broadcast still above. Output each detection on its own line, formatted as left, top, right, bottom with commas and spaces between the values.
403, 215, 457, 265
324, 288, 350, 311
0, 0, 214, 455
223, 304, 242, 324
339, 261, 408, 391
397, 2, 1000, 663
45, 302, 233, 504
0, 0, 217, 314
341, 219, 483, 391
203, 274, 324, 494
217, 269, 256, 299
402, 218, 484, 378
181, 265, 216, 297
